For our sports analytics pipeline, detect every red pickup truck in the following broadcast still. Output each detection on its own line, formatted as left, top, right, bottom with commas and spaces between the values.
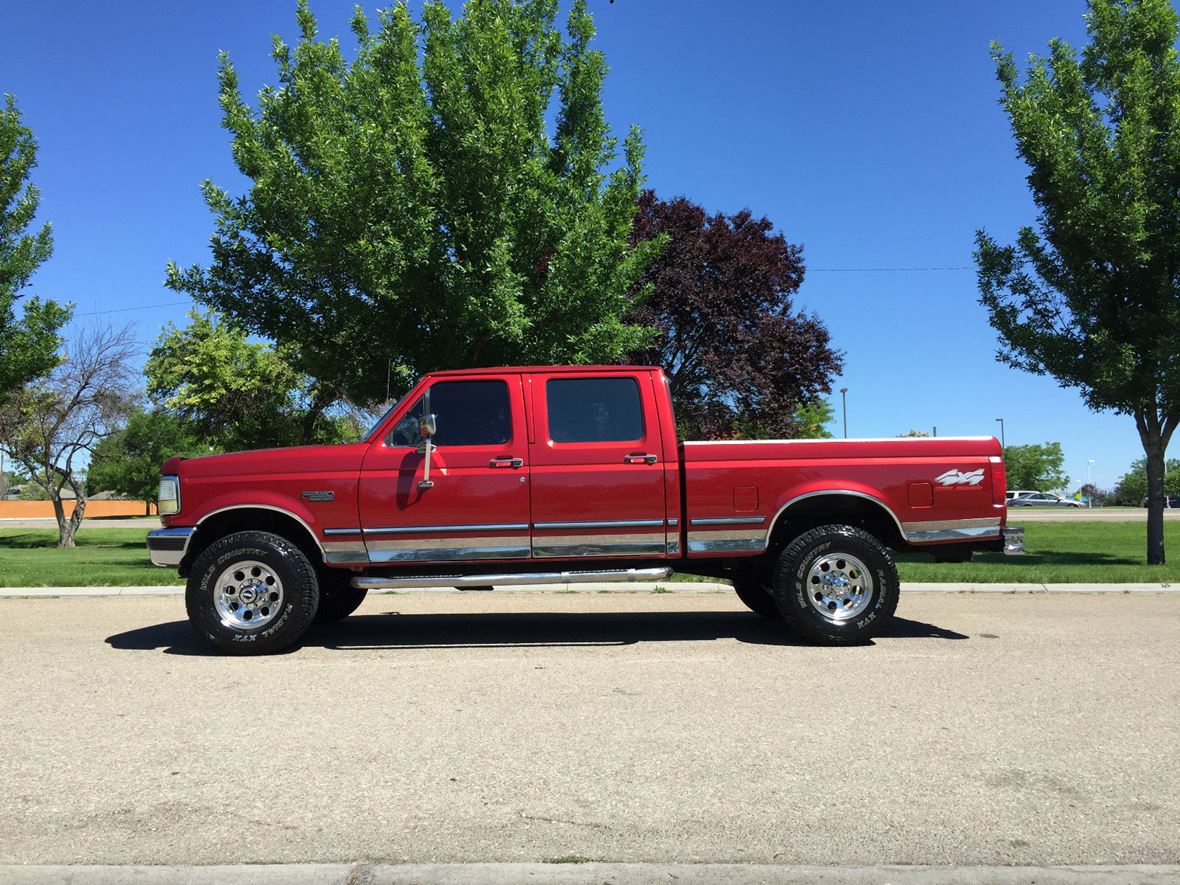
148, 365, 1021, 654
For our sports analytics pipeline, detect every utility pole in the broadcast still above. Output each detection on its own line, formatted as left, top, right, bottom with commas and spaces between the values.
995, 417, 1005, 448
840, 388, 848, 439
1087, 459, 1094, 507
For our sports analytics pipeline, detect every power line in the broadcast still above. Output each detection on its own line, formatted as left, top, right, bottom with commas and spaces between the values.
73, 300, 193, 317
809, 266, 973, 273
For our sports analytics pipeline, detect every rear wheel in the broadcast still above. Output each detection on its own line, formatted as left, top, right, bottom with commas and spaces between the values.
186, 530, 319, 655
773, 524, 899, 644
314, 571, 368, 624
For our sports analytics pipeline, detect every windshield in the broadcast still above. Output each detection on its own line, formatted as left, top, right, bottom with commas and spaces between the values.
362, 394, 408, 442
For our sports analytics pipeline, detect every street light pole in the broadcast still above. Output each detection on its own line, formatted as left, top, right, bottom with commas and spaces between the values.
995, 417, 1005, 448
839, 388, 848, 439
1087, 459, 1094, 508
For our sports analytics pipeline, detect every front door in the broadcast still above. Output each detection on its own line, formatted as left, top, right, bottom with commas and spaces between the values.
527, 371, 669, 558
358, 375, 531, 563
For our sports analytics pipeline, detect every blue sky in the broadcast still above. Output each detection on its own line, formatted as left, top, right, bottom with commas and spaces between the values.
0, 0, 1167, 489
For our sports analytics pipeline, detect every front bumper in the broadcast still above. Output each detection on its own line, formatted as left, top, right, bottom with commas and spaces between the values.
147, 526, 196, 567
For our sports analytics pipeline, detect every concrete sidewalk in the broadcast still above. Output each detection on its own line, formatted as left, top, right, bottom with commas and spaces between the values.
0, 580, 1174, 597
3, 863, 1179, 885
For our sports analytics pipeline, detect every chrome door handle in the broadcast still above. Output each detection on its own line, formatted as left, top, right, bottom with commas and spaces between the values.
490, 457, 524, 468
624, 453, 658, 465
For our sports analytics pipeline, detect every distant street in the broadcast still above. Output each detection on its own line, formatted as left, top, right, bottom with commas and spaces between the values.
1, 590, 1177, 867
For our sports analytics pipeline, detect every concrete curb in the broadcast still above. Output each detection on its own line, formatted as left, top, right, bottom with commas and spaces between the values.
0, 581, 1174, 598
3, 863, 1180, 885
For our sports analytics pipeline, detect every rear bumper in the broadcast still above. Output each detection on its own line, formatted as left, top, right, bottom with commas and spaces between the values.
147, 526, 196, 567
1002, 524, 1024, 555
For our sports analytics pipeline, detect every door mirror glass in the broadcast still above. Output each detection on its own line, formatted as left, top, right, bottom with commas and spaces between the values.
418, 413, 437, 440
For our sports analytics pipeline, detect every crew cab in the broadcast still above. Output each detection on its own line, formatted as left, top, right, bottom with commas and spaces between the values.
148, 365, 1022, 654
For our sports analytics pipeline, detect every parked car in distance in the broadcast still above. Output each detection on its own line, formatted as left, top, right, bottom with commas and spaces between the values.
1140, 496, 1180, 508
1006, 490, 1038, 502
1008, 491, 1084, 507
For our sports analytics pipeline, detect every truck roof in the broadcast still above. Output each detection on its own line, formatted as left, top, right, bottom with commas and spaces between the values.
425, 365, 663, 377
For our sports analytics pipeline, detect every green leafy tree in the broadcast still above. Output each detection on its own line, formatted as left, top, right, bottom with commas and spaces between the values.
898, 429, 931, 438
1001, 442, 1069, 492
795, 400, 835, 439
1113, 457, 1180, 504
0, 94, 70, 401
976, 0, 1180, 563
166, 0, 660, 407
145, 311, 357, 451
88, 410, 208, 513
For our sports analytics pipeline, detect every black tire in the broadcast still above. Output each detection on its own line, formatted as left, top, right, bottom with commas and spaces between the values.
772, 524, 899, 644
186, 530, 319, 655
313, 571, 368, 624
731, 571, 781, 619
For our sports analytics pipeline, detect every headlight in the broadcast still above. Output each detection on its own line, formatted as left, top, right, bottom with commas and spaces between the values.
158, 475, 180, 516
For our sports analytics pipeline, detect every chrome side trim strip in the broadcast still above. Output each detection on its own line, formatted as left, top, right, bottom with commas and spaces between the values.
533, 541, 666, 558
363, 523, 529, 535
368, 545, 531, 563
323, 527, 362, 536
902, 518, 1003, 543
367, 535, 528, 551
325, 549, 369, 564
666, 517, 678, 527
688, 537, 765, 554
352, 567, 673, 591
904, 526, 1003, 542
666, 539, 681, 555
689, 516, 767, 526
901, 517, 1001, 533
532, 519, 665, 530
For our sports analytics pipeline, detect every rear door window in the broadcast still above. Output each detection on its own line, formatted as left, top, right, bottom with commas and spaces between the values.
545, 377, 644, 443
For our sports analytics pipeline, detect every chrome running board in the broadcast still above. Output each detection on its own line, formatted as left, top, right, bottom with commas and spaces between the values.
351, 566, 673, 591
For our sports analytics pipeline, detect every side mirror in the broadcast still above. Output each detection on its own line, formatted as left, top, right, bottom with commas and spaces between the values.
418, 413, 437, 440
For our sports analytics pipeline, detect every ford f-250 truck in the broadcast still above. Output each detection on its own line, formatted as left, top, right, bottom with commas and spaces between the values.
148, 365, 1022, 654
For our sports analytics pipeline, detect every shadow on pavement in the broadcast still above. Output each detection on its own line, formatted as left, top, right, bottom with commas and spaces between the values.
105, 610, 966, 655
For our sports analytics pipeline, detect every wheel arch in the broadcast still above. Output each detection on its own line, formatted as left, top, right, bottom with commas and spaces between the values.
182, 505, 325, 574
766, 490, 906, 556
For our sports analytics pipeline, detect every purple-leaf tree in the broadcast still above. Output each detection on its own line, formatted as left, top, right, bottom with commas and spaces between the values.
627, 191, 842, 439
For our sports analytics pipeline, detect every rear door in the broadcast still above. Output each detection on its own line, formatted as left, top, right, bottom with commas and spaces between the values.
357, 374, 531, 563
527, 370, 670, 558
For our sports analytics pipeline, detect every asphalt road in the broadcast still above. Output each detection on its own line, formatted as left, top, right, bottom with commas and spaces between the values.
1, 591, 1177, 867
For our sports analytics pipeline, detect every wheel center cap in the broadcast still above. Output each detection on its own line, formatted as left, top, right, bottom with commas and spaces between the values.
239, 585, 259, 604
823, 573, 849, 592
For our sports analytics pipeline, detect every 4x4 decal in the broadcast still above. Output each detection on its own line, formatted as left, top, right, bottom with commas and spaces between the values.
935, 468, 985, 486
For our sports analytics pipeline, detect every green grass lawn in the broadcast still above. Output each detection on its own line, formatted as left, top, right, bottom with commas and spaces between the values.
0, 528, 180, 587
1, 521, 1178, 587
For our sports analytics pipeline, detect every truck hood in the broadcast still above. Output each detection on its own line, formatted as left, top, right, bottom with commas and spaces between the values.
165, 443, 370, 479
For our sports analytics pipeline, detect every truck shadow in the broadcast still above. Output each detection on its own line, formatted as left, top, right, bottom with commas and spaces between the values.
105, 611, 967, 655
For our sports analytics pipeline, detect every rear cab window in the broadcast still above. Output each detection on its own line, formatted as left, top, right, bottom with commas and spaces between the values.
545, 377, 644, 443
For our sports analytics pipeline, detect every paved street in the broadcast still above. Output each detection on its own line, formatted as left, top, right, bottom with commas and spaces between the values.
1, 590, 1177, 869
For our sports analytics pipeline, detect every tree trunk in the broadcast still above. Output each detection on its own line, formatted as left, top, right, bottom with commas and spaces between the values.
1144, 442, 1166, 565
51, 492, 74, 548
63, 494, 86, 548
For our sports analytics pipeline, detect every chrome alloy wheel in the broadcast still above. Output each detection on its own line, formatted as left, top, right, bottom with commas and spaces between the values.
806, 552, 873, 621
213, 560, 284, 630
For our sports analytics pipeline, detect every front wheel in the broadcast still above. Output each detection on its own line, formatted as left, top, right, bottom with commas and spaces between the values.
773, 524, 899, 644
186, 530, 320, 655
